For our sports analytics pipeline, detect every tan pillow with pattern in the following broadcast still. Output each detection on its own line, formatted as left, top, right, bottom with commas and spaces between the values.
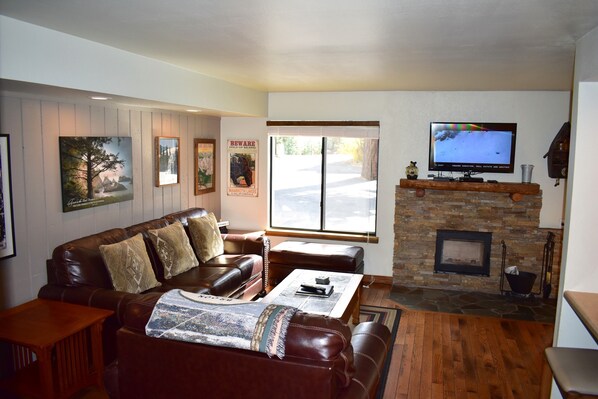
99, 233, 161, 293
188, 212, 224, 262
148, 221, 199, 279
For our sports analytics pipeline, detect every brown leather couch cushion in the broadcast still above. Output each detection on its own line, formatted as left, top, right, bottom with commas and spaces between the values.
119, 294, 392, 399
123, 293, 355, 388
51, 228, 129, 287
124, 293, 353, 362
269, 241, 364, 284
270, 241, 364, 270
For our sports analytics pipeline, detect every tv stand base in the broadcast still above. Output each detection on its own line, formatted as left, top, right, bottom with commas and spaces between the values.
458, 177, 484, 182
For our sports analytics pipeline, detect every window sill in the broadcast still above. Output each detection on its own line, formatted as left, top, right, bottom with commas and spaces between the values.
265, 229, 379, 244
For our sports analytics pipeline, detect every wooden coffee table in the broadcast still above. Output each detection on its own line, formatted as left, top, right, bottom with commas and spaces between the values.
261, 268, 363, 324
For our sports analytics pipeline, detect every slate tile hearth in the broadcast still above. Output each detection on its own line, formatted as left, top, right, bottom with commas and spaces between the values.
390, 285, 556, 323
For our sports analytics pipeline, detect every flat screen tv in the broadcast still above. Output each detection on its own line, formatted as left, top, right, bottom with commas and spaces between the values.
429, 122, 517, 174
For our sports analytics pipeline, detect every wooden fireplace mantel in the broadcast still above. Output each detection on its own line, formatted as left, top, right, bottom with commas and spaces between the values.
399, 179, 540, 202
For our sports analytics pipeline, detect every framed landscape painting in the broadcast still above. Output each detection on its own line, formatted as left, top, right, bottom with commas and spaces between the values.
155, 136, 180, 187
194, 139, 216, 195
59, 136, 133, 212
0, 134, 16, 259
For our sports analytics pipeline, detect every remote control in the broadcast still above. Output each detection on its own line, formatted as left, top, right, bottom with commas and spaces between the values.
300, 283, 327, 294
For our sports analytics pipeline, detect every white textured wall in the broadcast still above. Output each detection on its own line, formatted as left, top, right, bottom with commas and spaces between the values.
0, 93, 220, 309
220, 118, 269, 230
548, 25, 598, 399
222, 91, 569, 278
552, 21, 598, 356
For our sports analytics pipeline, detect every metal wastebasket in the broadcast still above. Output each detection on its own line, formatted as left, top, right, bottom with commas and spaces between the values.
505, 271, 537, 295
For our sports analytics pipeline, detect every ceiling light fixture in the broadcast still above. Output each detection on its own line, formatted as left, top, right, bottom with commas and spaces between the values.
186, 109, 201, 113
90, 96, 111, 100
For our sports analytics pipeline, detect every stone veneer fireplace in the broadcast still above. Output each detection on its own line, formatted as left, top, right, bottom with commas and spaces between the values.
393, 180, 562, 296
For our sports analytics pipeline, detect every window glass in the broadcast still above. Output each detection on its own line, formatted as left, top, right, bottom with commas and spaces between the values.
324, 137, 377, 233
271, 136, 322, 230
270, 132, 378, 235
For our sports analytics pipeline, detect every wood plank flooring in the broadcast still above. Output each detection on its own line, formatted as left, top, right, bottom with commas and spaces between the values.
361, 283, 555, 399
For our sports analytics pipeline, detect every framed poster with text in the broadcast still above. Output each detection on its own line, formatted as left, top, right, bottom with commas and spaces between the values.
227, 139, 258, 197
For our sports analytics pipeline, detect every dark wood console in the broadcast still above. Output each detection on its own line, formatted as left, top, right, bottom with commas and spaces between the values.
399, 179, 540, 202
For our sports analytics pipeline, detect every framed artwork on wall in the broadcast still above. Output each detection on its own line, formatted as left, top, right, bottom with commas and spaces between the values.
194, 139, 216, 195
227, 139, 258, 197
0, 134, 16, 260
59, 136, 133, 213
155, 136, 180, 187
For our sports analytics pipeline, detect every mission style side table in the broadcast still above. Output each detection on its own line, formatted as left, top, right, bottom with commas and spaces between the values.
0, 299, 113, 399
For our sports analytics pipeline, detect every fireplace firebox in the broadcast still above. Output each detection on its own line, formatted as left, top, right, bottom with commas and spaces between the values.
434, 230, 492, 276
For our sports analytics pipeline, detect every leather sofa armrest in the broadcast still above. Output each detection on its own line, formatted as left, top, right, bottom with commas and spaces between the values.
222, 234, 269, 256
123, 291, 163, 333
339, 321, 392, 399
38, 283, 141, 324
222, 234, 270, 288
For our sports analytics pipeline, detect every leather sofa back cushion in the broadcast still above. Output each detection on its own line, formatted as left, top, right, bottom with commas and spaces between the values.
162, 208, 208, 226
124, 293, 353, 364
99, 233, 161, 293
124, 295, 355, 388
52, 228, 129, 287
148, 221, 199, 279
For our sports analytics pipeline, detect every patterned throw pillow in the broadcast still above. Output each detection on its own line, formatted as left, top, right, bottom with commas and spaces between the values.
148, 221, 199, 279
188, 212, 224, 262
99, 233, 161, 293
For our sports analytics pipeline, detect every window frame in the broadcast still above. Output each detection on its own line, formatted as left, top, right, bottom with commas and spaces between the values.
267, 121, 380, 239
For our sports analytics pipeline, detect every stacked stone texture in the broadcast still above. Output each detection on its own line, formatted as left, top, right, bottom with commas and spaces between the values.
393, 186, 562, 297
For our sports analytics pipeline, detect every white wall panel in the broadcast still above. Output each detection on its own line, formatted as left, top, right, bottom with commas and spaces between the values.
141, 111, 154, 221
21, 100, 45, 284
0, 94, 220, 309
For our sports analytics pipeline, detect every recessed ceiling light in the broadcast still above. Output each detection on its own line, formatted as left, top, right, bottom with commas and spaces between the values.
186, 109, 201, 113
90, 96, 111, 100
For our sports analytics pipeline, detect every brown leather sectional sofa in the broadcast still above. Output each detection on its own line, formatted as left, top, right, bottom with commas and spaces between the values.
118, 293, 392, 399
38, 208, 269, 364
38, 207, 392, 398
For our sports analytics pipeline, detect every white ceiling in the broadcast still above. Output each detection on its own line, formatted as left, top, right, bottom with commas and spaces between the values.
2, 0, 598, 93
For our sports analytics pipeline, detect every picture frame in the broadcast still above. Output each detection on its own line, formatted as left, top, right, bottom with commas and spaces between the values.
194, 139, 216, 195
59, 136, 133, 212
227, 139, 258, 197
155, 136, 180, 187
0, 134, 16, 259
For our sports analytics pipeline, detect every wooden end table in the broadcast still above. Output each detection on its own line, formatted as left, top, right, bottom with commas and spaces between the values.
0, 299, 113, 399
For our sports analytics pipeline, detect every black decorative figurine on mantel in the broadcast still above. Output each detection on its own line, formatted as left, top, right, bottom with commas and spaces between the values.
405, 161, 419, 180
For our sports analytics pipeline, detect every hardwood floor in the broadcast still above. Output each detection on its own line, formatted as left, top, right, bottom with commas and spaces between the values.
361, 283, 555, 399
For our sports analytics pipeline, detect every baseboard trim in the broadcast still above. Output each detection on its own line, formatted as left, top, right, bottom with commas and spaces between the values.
363, 274, 392, 286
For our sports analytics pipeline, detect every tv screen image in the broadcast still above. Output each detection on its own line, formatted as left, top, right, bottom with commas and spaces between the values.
429, 122, 517, 174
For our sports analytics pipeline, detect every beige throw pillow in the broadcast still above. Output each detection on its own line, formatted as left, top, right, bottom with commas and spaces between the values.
148, 221, 199, 279
188, 212, 224, 262
99, 233, 161, 293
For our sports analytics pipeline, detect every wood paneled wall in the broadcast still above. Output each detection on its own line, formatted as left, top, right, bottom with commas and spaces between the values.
0, 94, 220, 309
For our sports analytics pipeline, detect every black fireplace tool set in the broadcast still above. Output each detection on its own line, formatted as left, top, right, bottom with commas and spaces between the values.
500, 232, 555, 299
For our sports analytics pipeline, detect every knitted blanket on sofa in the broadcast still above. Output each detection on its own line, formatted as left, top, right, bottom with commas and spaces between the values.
146, 289, 297, 359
